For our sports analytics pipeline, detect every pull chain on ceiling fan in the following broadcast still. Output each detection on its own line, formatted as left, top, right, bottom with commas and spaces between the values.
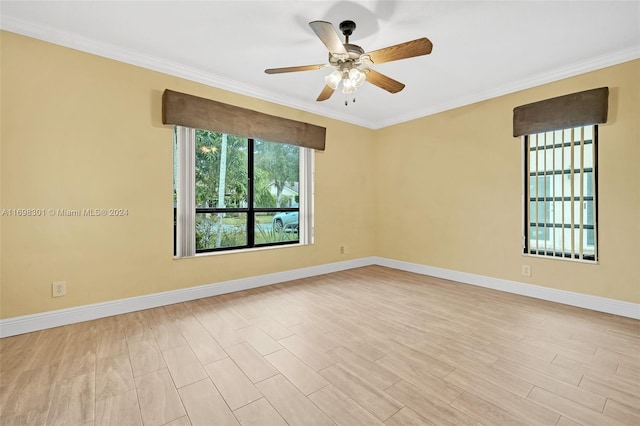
265, 20, 433, 104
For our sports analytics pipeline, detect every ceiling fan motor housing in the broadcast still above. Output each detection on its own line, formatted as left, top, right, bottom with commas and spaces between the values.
329, 43, 365, 67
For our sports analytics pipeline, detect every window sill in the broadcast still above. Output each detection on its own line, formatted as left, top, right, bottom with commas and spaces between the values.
174, 241, 308, 260
522, 252, 598, 265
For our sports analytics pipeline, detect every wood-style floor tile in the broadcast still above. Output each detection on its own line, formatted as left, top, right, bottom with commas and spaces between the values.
450, 391, 528, 426
95, 354, 135, 401
2, 266, 638, 425
174, 317, 227, 365
327, 346, 400, 390
96, 327, 128, 359
385, 380, 476, 426
204, 357, 262, 410
265, 348, 328, 395
239, 326, 283, 355
319, 364, 402, 421
376, 355, 462, 404
178, 378, 239, 426
135, 369, 185, 426
164, 416, 192, 426
579, 371, 640, 408
603, 398, 640, 425
278, 334, 334, 371
527, 386, 626, 426
384, 407, 434, 426
95, 389, 142, 426
150, 321, 187, 351
127, 338, 165, 378
255, 374, 333, 425
556, 416, 583, 426
444, 368, 560, 426
26, 328, 69, 370
376, 346, 454, 379
225, 342, 278, 384
56, 345, 96, 382
0, 364, 58, 420
256, 317, 294, 341
46, 372, 95, 425
162, 345, 208, 389
193, 310, 245, 348
232, 398, 287, 426
308, 384, 384, 426
492, 357, 605, 411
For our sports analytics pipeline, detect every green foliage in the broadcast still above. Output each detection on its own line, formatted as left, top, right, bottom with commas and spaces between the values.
254, 222, 298, 244
254, 139, 299, 207
190, 132, 300, 251
195, 214, 247, 250
193, 133, 299, 209
195, 130, 248, 208
253, 168, 276, 208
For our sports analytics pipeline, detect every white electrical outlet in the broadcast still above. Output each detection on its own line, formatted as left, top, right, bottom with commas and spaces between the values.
52, 281, 66, 297
521, 265, 532, 277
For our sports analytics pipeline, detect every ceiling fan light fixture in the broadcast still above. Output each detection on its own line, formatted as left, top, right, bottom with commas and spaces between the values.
349, 68, 366, 87
342, 77, 356, 94
324, 70, 343, 89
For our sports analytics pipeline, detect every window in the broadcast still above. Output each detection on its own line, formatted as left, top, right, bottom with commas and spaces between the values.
514, 87, 607, 262
523, 125, 598, 261
174, 126, 314, 257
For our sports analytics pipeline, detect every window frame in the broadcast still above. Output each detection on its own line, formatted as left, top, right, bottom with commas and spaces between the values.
174, 126, 314, 258
522, 125, 599, 263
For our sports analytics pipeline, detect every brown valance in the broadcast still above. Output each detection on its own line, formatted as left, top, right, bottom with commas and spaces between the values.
513, 87, 608, 137
162, 89, 326, 150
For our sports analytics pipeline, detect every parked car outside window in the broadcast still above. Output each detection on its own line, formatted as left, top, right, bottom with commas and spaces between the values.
272, 211, 298, 232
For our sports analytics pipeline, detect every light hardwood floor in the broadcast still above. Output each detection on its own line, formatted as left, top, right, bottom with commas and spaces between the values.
1, 266, 639, 425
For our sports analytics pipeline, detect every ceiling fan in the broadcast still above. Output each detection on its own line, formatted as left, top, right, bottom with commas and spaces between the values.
265, 20, 433, 104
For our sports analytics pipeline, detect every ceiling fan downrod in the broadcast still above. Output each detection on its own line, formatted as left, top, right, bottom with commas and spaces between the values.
339, 20, 356, 43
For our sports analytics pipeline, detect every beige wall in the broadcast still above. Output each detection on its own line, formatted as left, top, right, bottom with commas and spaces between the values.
0, 32, 376, 318
1, 31, 638, 320
375, 60, 639, 304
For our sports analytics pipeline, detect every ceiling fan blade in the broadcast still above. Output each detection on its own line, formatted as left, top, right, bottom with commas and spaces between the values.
316, 85, 335, 101
265, 64, 326, 74
309, 21, 347, 55
366, 37, 433, 64
364, 69, 405, 93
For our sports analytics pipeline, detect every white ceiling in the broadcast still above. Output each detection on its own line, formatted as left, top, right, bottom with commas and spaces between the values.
2, 1, 639, 129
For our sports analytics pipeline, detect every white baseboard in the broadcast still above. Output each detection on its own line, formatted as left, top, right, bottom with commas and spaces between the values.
1, 256, 637, 338
373, 257, 640, 320
0, 257, 376, 338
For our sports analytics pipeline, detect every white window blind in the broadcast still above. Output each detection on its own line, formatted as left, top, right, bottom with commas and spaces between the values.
524, 125, 597, 261
175, 126, 196, 257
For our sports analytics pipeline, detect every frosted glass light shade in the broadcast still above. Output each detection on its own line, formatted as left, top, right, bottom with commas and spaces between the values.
349, 68, 366, 87
324, 70, 343, 89
342, 77, 356, 94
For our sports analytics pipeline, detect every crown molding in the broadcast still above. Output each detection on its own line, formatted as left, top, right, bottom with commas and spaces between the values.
2, 15, 638, 131
0, 15, 377, 129
373, 46, 640, 129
